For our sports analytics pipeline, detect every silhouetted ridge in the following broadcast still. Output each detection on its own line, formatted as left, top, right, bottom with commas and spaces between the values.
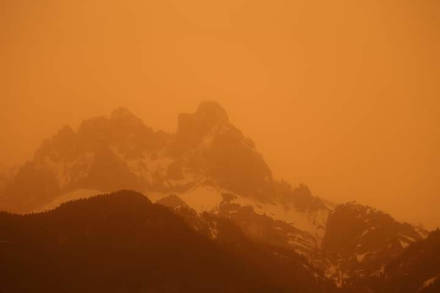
155, 193, 189, 210
77, 107, 166, 156
0, 190, 336, 293
54, 189, 152, 211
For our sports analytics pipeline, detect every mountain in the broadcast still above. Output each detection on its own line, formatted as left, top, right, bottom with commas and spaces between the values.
321, 202, 426, 288
0, 107, 169, 212
0, 102, 431, 290
0, 190, 335, 293
0, 102, 330, 255
338, 229, 440, 293
378, 229, 440, 293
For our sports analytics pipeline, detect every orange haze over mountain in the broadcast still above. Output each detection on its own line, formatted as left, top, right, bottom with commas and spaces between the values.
1, 0, 439, 228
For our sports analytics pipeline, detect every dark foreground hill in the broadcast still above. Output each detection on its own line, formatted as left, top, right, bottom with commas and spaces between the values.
0, 190, 335, 293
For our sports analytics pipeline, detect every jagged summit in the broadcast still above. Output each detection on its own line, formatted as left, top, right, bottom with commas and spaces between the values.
195, 101, 229, 123
176, 101, 231, 147
110, 106, 138, 119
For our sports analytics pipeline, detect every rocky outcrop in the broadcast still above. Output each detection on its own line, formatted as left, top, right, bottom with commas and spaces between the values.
322, 201, 426, 288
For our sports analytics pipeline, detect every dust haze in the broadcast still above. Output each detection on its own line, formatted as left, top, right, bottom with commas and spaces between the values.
1, 0, 439, 228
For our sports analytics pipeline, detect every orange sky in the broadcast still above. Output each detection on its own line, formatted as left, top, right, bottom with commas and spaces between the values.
1, 0, 439, 228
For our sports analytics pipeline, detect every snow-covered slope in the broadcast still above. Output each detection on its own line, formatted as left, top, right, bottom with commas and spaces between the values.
149, 182, 329, 256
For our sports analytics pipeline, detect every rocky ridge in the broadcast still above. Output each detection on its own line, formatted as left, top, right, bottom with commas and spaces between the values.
0, 102, 430, 290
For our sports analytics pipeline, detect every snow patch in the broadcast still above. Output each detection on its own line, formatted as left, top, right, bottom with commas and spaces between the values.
42, 152, 94, 187
356, 253, 367, 263
230, 196, 329, 242
399, 240, 409, 249
179, 185, 224, 214
372, 264, 385, 277
422, 275, 439, 289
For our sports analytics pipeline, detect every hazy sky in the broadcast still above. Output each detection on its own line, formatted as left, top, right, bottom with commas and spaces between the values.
1, 0, 439, 227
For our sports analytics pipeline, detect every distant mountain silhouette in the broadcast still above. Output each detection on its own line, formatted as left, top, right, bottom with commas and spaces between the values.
0, 190, 335, 293
0, 102, 319, 212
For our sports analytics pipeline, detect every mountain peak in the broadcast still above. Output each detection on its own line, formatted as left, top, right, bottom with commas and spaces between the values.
110, 107, 138, 121
176, 101, 230, 147
195, 101, 229, 123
